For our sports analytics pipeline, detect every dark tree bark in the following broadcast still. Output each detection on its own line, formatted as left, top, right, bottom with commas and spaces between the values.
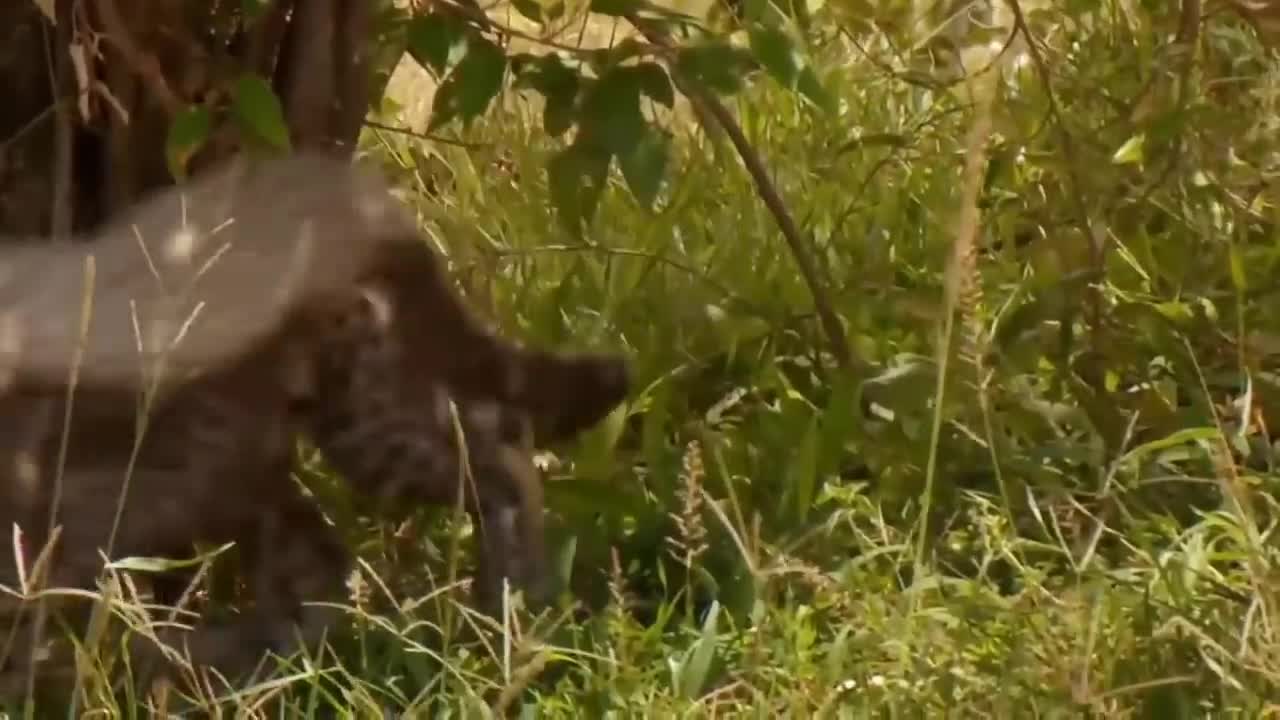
0, 0, 382, 241
0, 4, 60, 237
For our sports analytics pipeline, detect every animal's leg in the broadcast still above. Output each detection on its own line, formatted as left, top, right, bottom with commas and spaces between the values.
128, 480, 350, 689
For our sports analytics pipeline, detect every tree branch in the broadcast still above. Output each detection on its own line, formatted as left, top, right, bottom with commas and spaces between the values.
625, 17, 854, 372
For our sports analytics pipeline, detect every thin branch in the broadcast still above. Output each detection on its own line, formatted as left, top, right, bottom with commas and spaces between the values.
363, 119, 493, 149
624, 17, 854, 372
93, 0, 183, 115
433, 0, 664, 58
486, 242, 776, 319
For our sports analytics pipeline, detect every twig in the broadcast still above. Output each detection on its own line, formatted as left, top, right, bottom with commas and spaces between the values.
434, 0, 663, 58
363, 119, 493, 149
486, 242, 775, 319
94, 0, 183, 115
624, 17, 854, 372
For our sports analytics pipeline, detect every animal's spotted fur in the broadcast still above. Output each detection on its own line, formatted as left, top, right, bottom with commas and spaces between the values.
0, 153, 631, 693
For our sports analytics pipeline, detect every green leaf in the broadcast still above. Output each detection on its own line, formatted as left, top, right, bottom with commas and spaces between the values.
1117, 427, 1220, 467
676, 600, 721, 698
428, 35, 508, 131
547, 143, 611, 237
750, 25, 803, 84
579, 66, 648, 155
749, 25, 834, 111
511, 0, 544, 23
786, 416, 821, 524
795, 66, 835, 112
407, 12, 470, 76
241, 0, 267, 21
232, 74, 291, 151
634, 61, 675, 107
618, 126, 670, 209
165, 105, 211, 181
545, 96, 577, 137
674, 42, 755, 95
515, 54, 581, 136
576, 400, 630, 482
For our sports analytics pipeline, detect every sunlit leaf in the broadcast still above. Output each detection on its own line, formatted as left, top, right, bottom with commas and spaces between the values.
407, 12, 470, 76
165, 105, 211, 181
1111, 133, 1145, 164
428, 35, 507, 131
232, 74, 291, 151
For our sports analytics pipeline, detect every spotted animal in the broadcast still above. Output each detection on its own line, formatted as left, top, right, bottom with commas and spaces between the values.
0, 152, 630, 693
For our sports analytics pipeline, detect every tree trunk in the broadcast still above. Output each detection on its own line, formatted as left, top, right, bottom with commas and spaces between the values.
0, 0, 386, 241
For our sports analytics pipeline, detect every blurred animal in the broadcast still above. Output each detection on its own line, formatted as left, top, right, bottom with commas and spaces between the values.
0, 151, 630, 692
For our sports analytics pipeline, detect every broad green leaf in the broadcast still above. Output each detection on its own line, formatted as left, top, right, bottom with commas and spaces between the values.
786, 416, 821, 524
511, 0, 544, 23
1117, 427, 1220, 467
428, 35, 507, 131
674, 42, 756, 95
749, 25, 804, 85
553, 534, 577, 589
576, 400, 630, 482
407, 12, 470, 76
618, 126, 670, 209
545, 97, 577, 137
634, 61, 675, 107
547, 143, 611, 237
165, 105, 211, 181
515, 54, 581, 136
579, 67, 648, 155
232, 74, 291, 151
749, 25, 834, 111
676, 601, 722, 698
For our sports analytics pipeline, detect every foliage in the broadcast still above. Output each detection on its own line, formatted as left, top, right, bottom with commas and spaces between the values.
9, 0, 1280, 715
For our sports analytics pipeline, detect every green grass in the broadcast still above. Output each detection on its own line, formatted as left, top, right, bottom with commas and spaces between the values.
9, 3, 1280, 715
